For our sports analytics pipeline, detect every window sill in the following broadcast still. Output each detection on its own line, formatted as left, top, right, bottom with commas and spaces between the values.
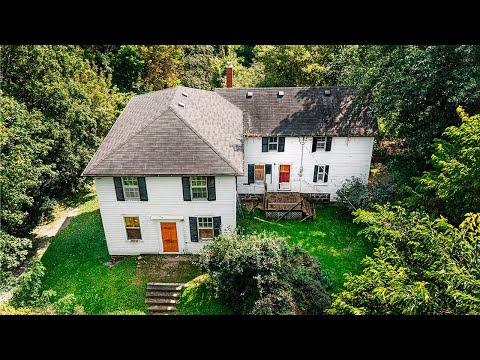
314, 183, 328, 186
127, 239, 143, 243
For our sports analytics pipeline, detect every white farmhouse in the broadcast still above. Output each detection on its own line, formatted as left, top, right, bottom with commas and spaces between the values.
83, 70, 377, 255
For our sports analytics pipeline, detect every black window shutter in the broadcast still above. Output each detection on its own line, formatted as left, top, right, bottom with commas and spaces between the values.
207, 176, 216, 201
324, 165, 329, 182
325, 137, 332, 151
189, 217, 198, 242
262, 137, 269, 152
113, 177, 125, 201
213, 216, 221, 237
312, 137, 318, 152
265, 164, 272, 175
278, 137, 285, 152
313, 165, 319, 183
137, 177, 148, 201
182, 177, 191, 201
247, 164, 254, 184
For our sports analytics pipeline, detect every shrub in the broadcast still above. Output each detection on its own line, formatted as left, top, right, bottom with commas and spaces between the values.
335, 177, 370, 212
9, 258, 45, 308
0, 230, 32, 272
199, 231, 332, 315
54, 294, 83, 315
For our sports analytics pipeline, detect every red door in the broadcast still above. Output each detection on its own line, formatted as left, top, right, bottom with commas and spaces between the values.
279, 165, 290, 183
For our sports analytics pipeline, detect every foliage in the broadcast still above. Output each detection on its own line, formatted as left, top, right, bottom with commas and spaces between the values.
180, 45, 217, 90
199, 231, 332, 315
0, 230, 31, 272
139, 45, 183, 92
177, 274, 234, 315
334, 45, 480, 168
10, 258, 45, 308
335, 177, 370, 212
110, 45, 145, 92
240, 205, 372, 291
54, 294, 83, 315
1, 45, 131, 238
408, 107, 480, 224
253, 45, 340, 87
328, 205, 480, 315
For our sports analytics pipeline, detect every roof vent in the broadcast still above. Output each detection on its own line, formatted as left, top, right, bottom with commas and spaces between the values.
278, 90, 284, 97
178, 102, 185, 107
182, 92, 188, 97
324, 89, 331, 96
246, 91, 253, 98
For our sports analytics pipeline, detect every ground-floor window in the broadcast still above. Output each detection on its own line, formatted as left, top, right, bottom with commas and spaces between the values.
124, 216, 142, 240
197, 217, 214, 240
255, 165, 265, 182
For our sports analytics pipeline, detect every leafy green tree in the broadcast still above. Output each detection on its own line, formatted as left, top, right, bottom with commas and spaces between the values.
334, 45, 480, 167
407, 107, 480, 224
110, 45, 144, 92
180, 45, 216, 90
1, 45, 130, 235
328, 205, 480, 315
200, 230, 332, 315
139, 45, 183, 92
253, 45, 340, 87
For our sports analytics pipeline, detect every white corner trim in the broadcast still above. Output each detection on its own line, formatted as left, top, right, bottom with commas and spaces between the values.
150, 215, 185, 221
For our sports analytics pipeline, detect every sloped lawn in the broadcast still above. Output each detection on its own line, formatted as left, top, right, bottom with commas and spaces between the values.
239, 206, 373, 292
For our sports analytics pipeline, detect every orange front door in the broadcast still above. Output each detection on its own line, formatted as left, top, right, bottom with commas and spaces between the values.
160, 222, 179, 252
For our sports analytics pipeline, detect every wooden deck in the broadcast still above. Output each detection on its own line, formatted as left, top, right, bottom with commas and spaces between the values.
263, 192, 315, 221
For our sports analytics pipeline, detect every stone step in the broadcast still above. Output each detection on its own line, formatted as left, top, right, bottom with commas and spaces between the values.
145, 298, 178, 305
146, 291, 181, 298
148, 305, 177, 312
147, 284, 184, 291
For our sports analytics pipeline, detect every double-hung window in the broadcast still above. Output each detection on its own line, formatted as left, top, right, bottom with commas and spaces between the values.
122, 177, 140, 201
316, 136, 326, 150
191, 176, 208, 200
268, 136, 278, 151
197, 217, 214, 240
124, 216, 142, 241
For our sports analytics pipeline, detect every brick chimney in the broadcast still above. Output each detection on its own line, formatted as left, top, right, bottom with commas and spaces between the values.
226, 62, 233, 88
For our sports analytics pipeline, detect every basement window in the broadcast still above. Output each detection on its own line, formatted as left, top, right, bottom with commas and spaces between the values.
124, 216, 142, 241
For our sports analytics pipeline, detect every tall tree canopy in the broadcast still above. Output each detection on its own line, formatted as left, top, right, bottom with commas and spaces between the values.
180, 45, 216, 90
0, 45, 130, 235
253, 45, 340, 87
334, 45, 480, 166
406, 107, 480, 224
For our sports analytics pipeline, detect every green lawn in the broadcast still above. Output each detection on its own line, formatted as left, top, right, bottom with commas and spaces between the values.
239, 205, 373, 292
40, 193, 205, 315
40, 192, 371, 314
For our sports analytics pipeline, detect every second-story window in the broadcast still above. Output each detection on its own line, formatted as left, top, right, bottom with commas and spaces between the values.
191, 176, 208, 200
122, 177, 140, 201
268, 136, 278, 151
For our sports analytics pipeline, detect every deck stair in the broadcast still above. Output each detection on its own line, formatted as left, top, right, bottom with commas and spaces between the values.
145, 282, 186, 315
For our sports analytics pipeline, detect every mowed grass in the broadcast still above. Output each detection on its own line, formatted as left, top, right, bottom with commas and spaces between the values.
240, 205, 373, 292
40, 194, 202, 315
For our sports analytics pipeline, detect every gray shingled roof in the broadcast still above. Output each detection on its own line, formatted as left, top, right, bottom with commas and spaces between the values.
82, 86, 243, 176
215, 86, 377, 136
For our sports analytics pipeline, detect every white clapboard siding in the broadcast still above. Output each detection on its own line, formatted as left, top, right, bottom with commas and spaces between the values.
95, 176, 236, 255
238, 136, 374, 200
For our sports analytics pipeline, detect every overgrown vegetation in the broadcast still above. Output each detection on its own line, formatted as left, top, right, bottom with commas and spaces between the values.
240, 206, 373, 292
329, 206, 480, 315
200, 231, 332, 315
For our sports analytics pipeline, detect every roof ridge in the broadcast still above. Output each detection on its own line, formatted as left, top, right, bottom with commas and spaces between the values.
168, 105, 241, 174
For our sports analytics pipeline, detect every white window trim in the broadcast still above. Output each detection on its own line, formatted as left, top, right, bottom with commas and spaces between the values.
197, 217, 214, 241
268, 136, 278, 151
190, 176, 208, 201
254, 164, 266, 183
123, 215, 143, 242
316, 164, 328, 183
122, 177, 140, 201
